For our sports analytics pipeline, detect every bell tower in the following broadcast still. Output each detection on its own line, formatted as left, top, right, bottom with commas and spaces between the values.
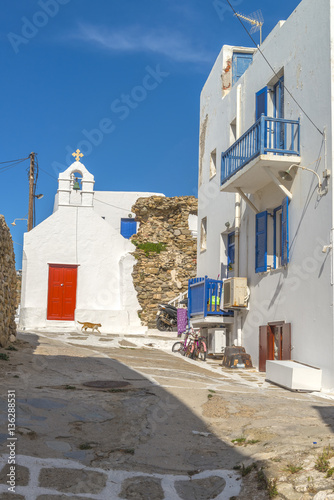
57, 150, 95, 207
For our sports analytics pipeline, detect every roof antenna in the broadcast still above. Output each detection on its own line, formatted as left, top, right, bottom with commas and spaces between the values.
234, 10, 264, 45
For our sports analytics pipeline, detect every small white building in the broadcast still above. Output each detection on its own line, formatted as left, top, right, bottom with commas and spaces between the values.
19, 154, 163, 334
194, 0, 334, 390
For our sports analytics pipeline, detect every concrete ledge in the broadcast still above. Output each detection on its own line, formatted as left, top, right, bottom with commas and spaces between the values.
266, 360, 322, 392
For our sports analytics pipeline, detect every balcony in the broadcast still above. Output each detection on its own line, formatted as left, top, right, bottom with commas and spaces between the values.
221, 116, 301, 193
188, 277, 234, 325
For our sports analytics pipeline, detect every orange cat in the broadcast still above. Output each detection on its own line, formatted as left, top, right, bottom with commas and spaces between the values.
77, 321, 101, 333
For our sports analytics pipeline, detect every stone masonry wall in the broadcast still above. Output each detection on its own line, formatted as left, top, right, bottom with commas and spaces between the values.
131, 196, 198, 328
0, 215, 17, 346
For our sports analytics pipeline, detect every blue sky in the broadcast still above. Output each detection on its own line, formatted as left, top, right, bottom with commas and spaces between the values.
1, 0, 300, 268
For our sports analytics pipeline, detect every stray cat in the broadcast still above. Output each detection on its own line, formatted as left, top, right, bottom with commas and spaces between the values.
77, 321, 102, 333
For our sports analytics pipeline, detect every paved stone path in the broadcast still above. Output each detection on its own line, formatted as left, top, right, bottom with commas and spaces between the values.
1, 330, 334, 499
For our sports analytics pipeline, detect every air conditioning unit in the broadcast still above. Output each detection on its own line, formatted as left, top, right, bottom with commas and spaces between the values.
223, 277, 248, 308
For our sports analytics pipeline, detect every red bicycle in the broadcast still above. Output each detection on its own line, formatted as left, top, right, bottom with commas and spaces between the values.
172, 327, 207, 361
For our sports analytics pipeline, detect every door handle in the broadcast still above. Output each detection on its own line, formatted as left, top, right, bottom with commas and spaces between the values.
60, 284, 64, 287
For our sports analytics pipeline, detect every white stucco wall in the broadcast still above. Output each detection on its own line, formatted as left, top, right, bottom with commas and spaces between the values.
198, 0, 334, 389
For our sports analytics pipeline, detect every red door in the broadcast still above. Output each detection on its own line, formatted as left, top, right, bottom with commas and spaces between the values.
47, 265, 77, 320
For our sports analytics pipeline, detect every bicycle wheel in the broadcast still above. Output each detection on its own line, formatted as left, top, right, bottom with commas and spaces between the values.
198, 341, 207, 361
172, 341, 184, 353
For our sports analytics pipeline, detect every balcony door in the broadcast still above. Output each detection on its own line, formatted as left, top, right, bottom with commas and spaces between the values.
274, 76, 284, 148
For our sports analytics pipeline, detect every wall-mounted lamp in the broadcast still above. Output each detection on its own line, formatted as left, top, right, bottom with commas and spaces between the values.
11, 217, 28, 227
278, 163, 330, 195
322, 244, 332, 253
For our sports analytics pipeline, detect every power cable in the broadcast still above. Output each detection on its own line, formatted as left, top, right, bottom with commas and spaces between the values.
94, 197, 135, 213
225, 0, 324, 137
0, 158, 29, 173
0, 157, 29, 165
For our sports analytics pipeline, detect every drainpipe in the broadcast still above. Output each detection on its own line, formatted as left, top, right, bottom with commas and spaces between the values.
235, 84, 242, 345
235, 84, 242, 278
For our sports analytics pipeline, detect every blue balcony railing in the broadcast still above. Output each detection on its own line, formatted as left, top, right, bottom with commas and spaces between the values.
188, 276, 234, 322
221, 115, 300, 185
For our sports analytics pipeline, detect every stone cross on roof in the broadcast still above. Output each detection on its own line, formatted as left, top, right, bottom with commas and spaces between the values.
72, 149, 83, 162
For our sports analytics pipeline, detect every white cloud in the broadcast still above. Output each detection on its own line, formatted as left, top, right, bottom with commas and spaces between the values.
72, 23, 212, 64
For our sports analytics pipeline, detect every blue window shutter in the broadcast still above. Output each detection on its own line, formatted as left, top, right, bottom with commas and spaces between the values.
228, 232, 235, 265
232, 52, 253, 86
281, 197, 289, 266
121, 219, 137, 239
256, 87, 268, 120
256, 211, 267, 273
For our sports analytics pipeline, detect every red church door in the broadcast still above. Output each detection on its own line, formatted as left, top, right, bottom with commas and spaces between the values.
47, 265, 78, 320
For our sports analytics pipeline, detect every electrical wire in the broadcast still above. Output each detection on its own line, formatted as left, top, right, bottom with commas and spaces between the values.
0, 157, 29, 165
0, 158, 29, 173
38, 166, 58, 180
225, 0, 324, 137
94, 197, 135, 213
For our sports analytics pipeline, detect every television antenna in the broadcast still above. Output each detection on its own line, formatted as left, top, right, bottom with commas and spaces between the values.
234, 10, 264, 45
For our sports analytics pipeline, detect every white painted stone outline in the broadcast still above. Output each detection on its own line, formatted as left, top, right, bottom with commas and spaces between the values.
0, 454, 241, 499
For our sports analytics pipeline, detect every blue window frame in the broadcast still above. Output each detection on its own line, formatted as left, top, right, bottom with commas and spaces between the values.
256, 198, 289, 273
121, 218, 137, 239
274, 76, 284, 119
255, 211, 268, 273
281, 197, 289, 266
256, 87, 268, 120
227, 232, 235, 276
232, 52, 253, 86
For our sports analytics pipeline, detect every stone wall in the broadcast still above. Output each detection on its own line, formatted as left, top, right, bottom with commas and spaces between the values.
0, 215, 17, 346
131, 196, 198, 328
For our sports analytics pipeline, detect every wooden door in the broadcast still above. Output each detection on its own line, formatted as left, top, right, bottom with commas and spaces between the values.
259, 325, 268, 372
259, 322, 291, 372
47, 265, 77, 320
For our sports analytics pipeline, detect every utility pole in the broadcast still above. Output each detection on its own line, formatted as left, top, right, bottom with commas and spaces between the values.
28, 152, 35, 232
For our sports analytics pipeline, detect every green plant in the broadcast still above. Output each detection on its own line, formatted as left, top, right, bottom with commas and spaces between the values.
257, 469, 267, 490
0, 353, 9, 361
285, 463, 303, 474
207, 394, 213, 399
6, 345, 17, 351
208, 389, 216, 393
132, 240, 167, 255
268, 478, 278, 498
247, 439, 260, 445
315, 445, 334, 472
326, 467, 334, 477
231, 437, 246, 445
233, 463, 257, 476
79, 443, 92, 450
64, 385, 76, 390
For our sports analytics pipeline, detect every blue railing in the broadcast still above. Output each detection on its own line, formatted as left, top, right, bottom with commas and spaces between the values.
188, 276, 234, 322
221, 115, 300, 185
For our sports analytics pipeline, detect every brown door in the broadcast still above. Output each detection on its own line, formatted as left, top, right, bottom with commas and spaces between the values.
259, 322, 291, 372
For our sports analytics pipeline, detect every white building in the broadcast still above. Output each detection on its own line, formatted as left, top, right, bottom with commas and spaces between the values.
19, 154, 163, 334
194, 0, 334, 390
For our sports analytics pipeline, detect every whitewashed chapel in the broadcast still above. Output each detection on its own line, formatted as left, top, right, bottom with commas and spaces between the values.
19, 150, 163, 333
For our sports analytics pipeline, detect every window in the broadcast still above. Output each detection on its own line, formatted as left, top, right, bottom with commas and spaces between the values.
227, 232, 235, 277
232, 52, 253, 86
210, 149, 217, 179
255, 197, 289, 273
200, 217, 207, 252
121, 218, 137, 239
